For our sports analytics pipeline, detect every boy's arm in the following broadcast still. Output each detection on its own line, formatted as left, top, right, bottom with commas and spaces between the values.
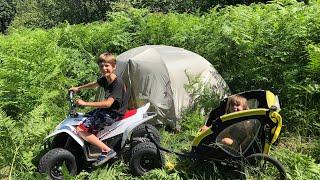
69, 82, 99, 92
76, 97, 115, 108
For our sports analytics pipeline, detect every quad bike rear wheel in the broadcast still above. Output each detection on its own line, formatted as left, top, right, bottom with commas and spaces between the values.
129, 142, 164, 176
122, 137, 151, 162
38, 148, 77, 180
131, 137, 151, 147
244, 153, 286, 180
132, 124, 161, 142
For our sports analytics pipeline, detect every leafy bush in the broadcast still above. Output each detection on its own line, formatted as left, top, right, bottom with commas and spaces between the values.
0, 28, 98, 118
0, 0, 16, 34
0, 109, 51, 179
307, 44, 320, 78
11, 0, 118, 29
273, 148, 320, 180
8, 0, 275, 31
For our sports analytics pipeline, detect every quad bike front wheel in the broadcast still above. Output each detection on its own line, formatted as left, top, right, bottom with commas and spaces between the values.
38, 148, 77, 180
129, 142, 164, 176
244, 153, 286, 180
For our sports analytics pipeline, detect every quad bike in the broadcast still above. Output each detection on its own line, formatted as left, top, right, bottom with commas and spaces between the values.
147, 90, 287, 179
36, 91, 164, 179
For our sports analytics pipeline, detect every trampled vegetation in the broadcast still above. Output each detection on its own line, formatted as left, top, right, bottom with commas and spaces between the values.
0, 0, 319, 179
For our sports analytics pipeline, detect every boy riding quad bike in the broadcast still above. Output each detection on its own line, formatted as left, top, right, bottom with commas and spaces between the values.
36, 91, 164, 179
36, 52, 164, 179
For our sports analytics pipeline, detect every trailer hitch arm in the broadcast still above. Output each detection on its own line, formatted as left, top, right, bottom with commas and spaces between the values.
145, 124, 193, 158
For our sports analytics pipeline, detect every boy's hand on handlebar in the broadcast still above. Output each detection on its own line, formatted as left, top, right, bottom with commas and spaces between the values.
69, 87, 80, 93
75, 99, 87, 106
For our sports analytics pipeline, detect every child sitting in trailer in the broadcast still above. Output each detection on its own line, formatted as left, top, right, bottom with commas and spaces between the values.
199, 95, 250, 146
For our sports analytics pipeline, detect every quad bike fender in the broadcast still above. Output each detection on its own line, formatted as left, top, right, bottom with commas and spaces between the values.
100, 104, 149, 139
44, 125, 85, 147
121, 114, 156, 148
95, 103, 156, 148
100, 103, 157, 148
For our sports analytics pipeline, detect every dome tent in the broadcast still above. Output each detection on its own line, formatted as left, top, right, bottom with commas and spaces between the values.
97, 45, 229, 128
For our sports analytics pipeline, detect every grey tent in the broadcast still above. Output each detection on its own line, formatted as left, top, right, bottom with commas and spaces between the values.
97, 45, 228, 128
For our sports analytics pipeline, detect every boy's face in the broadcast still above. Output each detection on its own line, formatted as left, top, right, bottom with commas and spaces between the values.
99, 62, 116, 77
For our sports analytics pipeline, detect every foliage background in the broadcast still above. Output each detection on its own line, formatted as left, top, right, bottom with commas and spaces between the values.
0, 0, 319, 179
0, 0, 16, 34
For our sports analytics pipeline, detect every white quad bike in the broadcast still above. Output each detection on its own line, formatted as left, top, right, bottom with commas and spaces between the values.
37, 91, 164, 179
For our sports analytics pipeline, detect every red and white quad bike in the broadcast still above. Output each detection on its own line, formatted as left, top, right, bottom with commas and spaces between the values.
36, 91, 164, 179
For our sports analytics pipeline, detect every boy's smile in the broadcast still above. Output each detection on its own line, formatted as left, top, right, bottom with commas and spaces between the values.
99, 62, 115, 77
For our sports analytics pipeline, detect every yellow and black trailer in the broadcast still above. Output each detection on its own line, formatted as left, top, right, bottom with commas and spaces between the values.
148, 90, 286, 179
192, 90, 282, 158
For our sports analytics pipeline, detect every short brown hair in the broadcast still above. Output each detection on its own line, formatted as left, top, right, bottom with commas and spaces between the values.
97, 52, 116, 66
226, 95, 249, 113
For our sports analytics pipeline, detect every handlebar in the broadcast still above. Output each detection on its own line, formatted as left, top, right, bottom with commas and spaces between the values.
67, 90, 78, 117
68, 90, 74, 101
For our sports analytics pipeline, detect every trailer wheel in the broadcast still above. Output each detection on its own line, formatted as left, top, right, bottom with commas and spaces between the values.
244, 153, 286, 180
38, 148, 77, 180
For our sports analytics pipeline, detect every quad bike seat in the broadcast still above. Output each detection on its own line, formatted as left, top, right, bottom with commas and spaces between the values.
117, 109, 137, 121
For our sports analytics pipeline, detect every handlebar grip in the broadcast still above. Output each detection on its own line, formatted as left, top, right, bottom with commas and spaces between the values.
68, 90, 74, 100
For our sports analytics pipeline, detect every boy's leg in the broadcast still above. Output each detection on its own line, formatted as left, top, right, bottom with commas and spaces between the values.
76, 126, 111, 152
76, 126, 117, 166
76, 112, 117, 166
